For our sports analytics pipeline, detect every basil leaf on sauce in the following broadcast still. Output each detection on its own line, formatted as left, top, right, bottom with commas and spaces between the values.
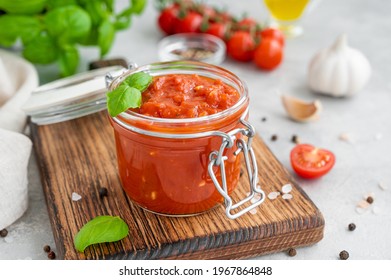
123, 71, 153, 91
107, 84, 141, 117
74, 215, 129, 253
106, 71, 152, 117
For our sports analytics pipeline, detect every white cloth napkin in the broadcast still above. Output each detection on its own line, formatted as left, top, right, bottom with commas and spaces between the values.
0, 49, 38, 230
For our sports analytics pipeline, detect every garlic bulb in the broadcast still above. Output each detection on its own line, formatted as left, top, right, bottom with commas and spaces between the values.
308, 34, 371, 97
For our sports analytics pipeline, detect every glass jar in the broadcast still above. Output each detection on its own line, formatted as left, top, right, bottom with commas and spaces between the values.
106, 61, 265, 219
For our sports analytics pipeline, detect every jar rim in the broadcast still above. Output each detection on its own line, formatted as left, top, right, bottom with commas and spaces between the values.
110, 60, 249, 126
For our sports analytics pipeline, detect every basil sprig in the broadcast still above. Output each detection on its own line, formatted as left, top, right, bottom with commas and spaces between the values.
0, 0, 147, 77
106, 71, 152, 117
74, 215, 129, 253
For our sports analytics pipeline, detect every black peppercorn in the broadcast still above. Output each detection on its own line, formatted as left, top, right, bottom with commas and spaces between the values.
48, 251, 56, 260
99, 187, 108, 199
291, 135, 300, 144
261, 117, 267, 122
43, 245, 51, 253
0, 228, 8, 238
366, 196, 374, 204
287, 248, 297, 257
271, 134, 278, 141
348, 223, 356, 231
339, 250, 349, 260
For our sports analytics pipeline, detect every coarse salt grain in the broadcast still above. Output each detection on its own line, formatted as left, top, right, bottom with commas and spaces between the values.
249, 208, 257, 215
72, 192, 82, 201
378, 182, 388, 191
268, 192, 279, 200
282, 184, 293, 194
339, 133, 351, 142
282, 193, 293, 200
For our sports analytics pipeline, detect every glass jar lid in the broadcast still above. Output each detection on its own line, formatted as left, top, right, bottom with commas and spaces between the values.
22, 65, 126, 125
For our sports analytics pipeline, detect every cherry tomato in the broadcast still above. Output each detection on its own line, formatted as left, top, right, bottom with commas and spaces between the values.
204, 22, 228, 40
237, 17, 258, 31
175, 12, 203, 33
212, 11, 233, 23
253, 38, 283, 70
290, 144, 336, 179
198, 4, 217, 19
157, 5, 179, 35
260, 27, 285, 47
227, 31, 256, 62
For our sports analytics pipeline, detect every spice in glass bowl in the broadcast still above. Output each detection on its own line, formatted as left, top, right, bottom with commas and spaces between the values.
158, 33, 226, 65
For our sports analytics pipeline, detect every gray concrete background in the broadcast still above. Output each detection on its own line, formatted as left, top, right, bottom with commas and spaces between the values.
1, 0, 390, 260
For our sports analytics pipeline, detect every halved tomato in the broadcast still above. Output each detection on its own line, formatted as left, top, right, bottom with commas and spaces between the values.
290, 144, 335, 179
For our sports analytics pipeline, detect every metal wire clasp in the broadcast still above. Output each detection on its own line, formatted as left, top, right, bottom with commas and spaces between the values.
208, 118, 265, 219
105, 62, 138, 88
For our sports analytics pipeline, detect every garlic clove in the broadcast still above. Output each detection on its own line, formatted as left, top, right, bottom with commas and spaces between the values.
281, 95, 322, 122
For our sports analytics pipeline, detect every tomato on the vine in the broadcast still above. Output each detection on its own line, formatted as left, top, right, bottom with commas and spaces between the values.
253, 37, 283, 70
237, 17, 258, 31
226, 31, 256, 62
175, 12, 204, 33
157, 5, 179, 35
204, 22, 228, 40
290, 144, 336, 179
260, 27, 285, 47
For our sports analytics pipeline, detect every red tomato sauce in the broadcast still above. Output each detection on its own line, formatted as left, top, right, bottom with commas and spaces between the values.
111, 73, 245, 216
136, 74, 240, 118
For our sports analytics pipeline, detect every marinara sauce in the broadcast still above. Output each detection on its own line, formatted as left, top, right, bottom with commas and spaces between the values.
109, 62, 250, 216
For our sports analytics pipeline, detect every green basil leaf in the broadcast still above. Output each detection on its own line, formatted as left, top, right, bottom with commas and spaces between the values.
74, 216, 129, 253
114, 14, 132, 30
104, 0, 114, 12
123, 72, 152, 92
130, 0, 147, 15
98, 19, 115, 57
59, 45, 79, 77
84, 1, 110, 26
22, 32, 59, 64
44, 5, 91, 43
47, 0, 77, 10
107, 84, 141, 117
0, 0, 47, 14
0, 15, 41, 46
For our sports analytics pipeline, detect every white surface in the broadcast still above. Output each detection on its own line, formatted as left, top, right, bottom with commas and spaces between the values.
1, 0, 390, 260
0, 50, 37, 232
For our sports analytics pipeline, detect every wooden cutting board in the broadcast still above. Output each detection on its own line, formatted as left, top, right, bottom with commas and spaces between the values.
30, 111, 324, 260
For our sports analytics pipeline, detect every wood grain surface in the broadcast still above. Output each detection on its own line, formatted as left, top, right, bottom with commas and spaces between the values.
30, 111, 324, 260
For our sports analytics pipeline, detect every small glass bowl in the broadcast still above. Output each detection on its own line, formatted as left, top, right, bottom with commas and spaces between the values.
158, 33, 226, 65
